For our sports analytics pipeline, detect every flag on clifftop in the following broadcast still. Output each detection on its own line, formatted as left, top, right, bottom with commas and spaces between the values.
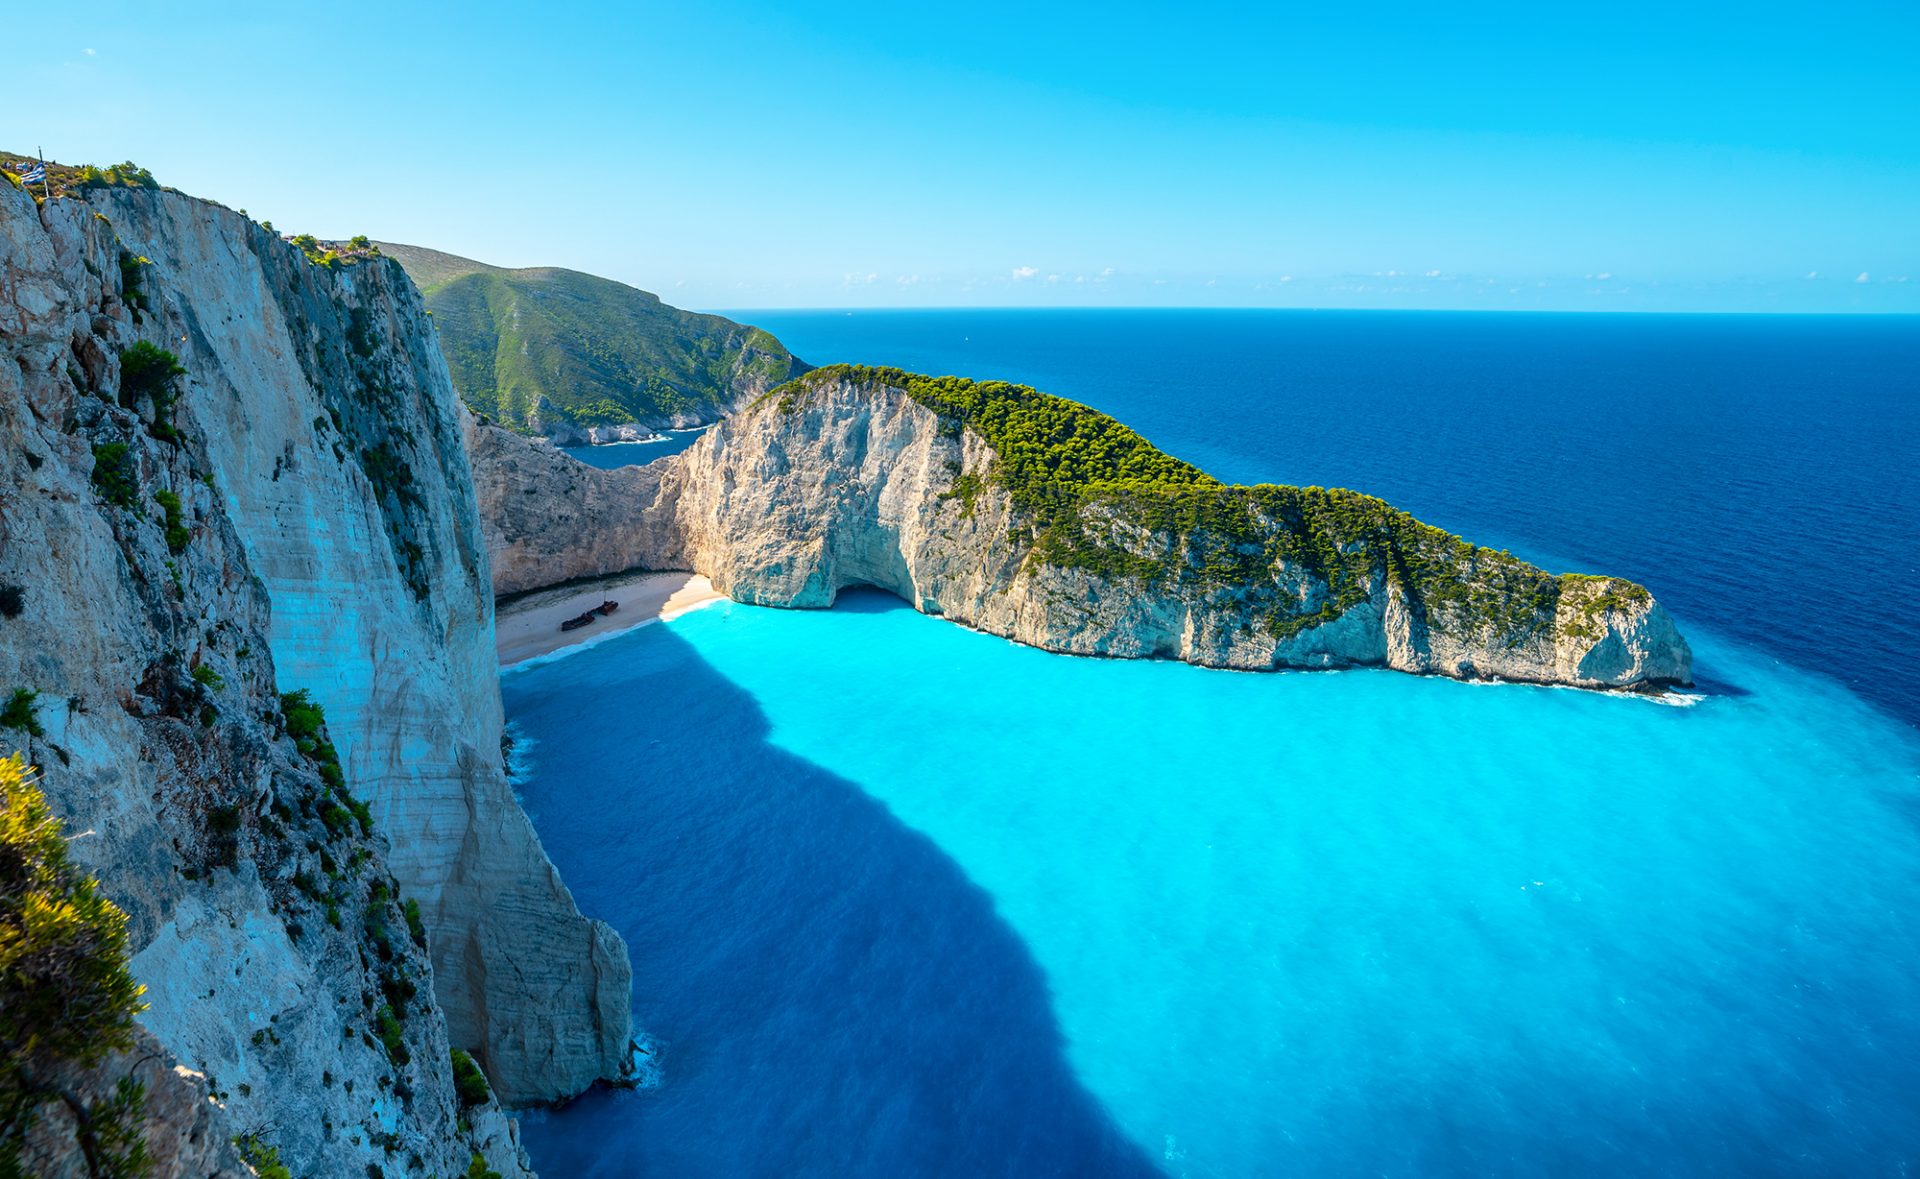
18, 163, 44, 185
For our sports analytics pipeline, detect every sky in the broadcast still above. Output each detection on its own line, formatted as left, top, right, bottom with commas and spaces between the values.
7, 1, 1918, 312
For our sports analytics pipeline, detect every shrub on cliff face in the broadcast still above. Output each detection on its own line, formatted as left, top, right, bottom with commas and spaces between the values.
118, 342, 184, 404
0, 751, 147, 1064
90, 443, 139, 508
117, 252, 151, 316
449, 1048, 490, 1107
0, 752, 151, 1170
233, 1135, 291, 1179
0, 692, 40, 738
374, 1004, 408, 1066
118, 342, 186, 443
154, 490, 188, 554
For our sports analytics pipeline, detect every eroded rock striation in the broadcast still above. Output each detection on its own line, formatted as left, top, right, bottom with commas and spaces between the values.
473, 365, 1691, 690
1, 178, 634, 1173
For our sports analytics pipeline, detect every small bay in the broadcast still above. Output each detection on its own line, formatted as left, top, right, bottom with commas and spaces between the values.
511, 310, 1920, 1176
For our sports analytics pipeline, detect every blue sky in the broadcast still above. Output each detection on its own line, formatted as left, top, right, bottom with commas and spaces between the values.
7, 1, 1917, 311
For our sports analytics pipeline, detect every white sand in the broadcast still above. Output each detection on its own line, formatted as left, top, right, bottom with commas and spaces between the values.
495, 571, 725, 668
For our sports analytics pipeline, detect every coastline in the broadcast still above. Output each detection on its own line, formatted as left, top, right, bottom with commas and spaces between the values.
496, 571, 726, 669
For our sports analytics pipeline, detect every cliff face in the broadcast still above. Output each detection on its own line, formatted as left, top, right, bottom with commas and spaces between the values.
0, 180, 631, 1172
464, 410, 680, 597
473, 368, 1690, 690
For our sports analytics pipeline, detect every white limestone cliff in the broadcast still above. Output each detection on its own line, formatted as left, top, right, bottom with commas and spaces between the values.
0, 179, 633, 1173
470, 370, 1691, 691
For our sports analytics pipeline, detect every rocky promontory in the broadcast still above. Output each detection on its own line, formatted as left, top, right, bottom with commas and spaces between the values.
473, 365, 1691, 690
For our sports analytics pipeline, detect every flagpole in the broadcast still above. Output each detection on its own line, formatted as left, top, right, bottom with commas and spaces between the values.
37, 146, 50, 200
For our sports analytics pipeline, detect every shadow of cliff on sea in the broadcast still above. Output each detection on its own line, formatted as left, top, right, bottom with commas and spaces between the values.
503, 601, 1165, 1179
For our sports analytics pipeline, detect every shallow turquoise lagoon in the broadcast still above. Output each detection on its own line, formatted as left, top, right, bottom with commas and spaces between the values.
509, 595, 1920, 1177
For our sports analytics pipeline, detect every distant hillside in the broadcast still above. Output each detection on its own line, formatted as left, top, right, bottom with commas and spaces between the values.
380, 243, 807, 438
376, 242, 501, 290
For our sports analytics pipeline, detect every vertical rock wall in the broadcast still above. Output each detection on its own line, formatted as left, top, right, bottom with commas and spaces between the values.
1, 178, 631, 1173
82, 190, 637, 1106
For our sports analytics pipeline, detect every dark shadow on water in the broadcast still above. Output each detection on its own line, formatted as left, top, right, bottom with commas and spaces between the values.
1685, 670, 1752, 700
504, 616, 1164, 1179
824, 585, 917, 615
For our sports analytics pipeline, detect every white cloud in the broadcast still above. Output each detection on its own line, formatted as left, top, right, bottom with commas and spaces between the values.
1046, 274, 1060, 283
1596, 272, 1611, 280
83, 47, 96, 56
1074, 275, 1086, 284
1856, 272, 1871, 283
1891, 275, 1911, 283
1012, 266, 1038, 280
896, 274, 920, 285
1806, 271, 1818, 279
1278, 275, 1292, 283
1205, 278, 1217, 287
1100, 267, 1114, 276
1425, 269, 1442, 278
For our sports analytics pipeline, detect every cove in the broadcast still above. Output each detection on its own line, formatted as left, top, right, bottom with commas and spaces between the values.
508, 593, 1920, 1177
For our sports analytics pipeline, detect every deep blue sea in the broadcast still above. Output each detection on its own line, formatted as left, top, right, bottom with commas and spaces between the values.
510, 311, 1920, 1177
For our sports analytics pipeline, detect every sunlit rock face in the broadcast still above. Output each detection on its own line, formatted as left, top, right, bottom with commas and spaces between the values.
470, 371, 1690, 691
1, 180, 635, 1173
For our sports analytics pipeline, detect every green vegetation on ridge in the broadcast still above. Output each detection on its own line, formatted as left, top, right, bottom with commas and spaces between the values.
782, 365, 1652, 645
380, 242, 807, 434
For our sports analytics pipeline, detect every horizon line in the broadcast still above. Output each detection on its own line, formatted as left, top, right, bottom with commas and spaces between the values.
708, 304, 1920, 318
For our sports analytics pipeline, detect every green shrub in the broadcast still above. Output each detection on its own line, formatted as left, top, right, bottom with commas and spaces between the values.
117, 252, 151, 314
90, 443, 138, 508
374, 1004, 408, 1065
403, 898, 426, 946
280, 689, 323, 741
154, 489, 188, 553
449, 1047, 490, 1107
233, 1135, 292, 1179
467, 1152, 503, 1179
189, 662, 222, 691
0, 690, 41, 738
206, 805, 241, 837
0, 752, 148, 1073
119, 342, 186, 443
319, 802, 352, 837
76, 161, 157, 190
118, 341, 184, 405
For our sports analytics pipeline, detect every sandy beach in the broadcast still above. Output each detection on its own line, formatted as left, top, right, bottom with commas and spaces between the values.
496, 571, 725, 667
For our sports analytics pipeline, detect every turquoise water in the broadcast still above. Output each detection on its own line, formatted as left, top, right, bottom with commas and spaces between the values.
511, 310, 1920, 1173
561, 427, 711, 469
509, 597, 1920, 1176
